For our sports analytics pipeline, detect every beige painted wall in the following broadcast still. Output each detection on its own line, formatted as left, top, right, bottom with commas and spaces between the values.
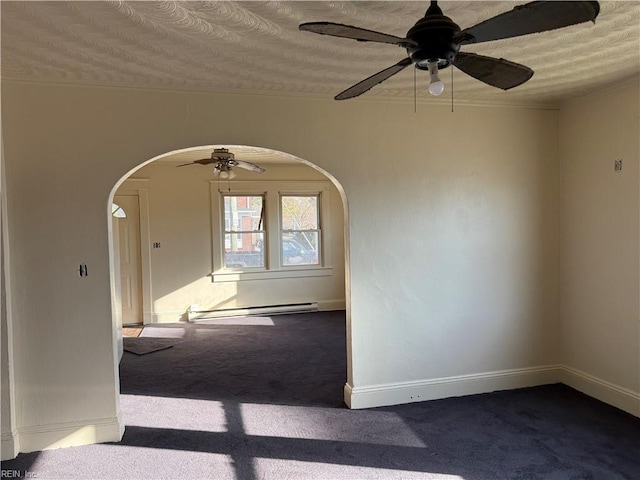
559, 80, 640, 401
120, 161, 346, 322
2, 80, 562, 452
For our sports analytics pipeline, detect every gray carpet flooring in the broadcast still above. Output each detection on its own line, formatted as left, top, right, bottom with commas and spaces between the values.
2, 311, 639, 479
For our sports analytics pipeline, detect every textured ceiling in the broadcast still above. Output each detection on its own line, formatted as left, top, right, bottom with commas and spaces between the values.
2, 1, 639, 106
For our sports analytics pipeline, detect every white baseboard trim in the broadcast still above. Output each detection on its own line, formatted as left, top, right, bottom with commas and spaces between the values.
345, 365, 560, 409
16, 413, 124, 454
559, 365, 640, 417
345, 365, 640, 417
1, 429, 20, 460
153, 301, 344, 323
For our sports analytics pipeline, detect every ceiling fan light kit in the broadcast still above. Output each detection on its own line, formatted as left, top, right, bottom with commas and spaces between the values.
299, 0, 600, 100
216, 165, 237, 179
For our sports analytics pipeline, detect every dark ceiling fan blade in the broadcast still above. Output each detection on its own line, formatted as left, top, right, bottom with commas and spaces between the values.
299, 22, 416, 47
234, 160, 265, 173
454, 52, 534, 90
455, 1, 600, 45
176, 158, 214, 167
335, 57, 413, 100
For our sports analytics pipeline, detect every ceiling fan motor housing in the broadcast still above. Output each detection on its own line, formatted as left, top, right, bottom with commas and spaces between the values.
406, 3, 461, 70
212, 147, 235, 161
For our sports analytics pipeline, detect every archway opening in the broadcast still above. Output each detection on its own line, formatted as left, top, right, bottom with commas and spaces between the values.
108, 144, 352, 411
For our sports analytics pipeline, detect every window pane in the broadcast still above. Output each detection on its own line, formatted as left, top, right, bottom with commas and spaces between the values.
224, 233, 265, 268
282, 232, 319, 266
224, 196, 263, 232
281, 196, 318, 230
111, 203, 126, 218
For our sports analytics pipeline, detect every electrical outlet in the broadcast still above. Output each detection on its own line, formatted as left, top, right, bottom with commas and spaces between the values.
615, 159, 623, 172
153, 242, 161, 248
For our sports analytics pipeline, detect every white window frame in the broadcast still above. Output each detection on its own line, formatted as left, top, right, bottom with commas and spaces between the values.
279, 193, 322, 268
210, 181, 333, 282
221, 193, 266, 270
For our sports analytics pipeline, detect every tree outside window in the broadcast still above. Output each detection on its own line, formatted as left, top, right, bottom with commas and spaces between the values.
280, 195, 320, 266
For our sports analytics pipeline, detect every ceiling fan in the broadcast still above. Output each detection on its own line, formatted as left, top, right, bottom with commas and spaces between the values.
177, 148, 265, 179
299, 1, 600, 100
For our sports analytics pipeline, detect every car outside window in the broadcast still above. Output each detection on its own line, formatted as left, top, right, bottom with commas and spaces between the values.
280, 195, 320, 267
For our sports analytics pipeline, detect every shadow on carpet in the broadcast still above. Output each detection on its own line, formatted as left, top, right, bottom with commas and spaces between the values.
3, 312, 638, 480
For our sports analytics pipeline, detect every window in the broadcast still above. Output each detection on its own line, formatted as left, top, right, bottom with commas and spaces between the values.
211, 182, 331, 280
280, 194, 320, 267
223, 195, 265, 268
111, 203, 126, 218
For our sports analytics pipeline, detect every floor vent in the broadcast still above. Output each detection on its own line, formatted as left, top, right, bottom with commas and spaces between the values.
188, 302, 318, 321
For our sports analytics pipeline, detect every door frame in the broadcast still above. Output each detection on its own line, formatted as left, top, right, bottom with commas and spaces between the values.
114, 179, 152, 325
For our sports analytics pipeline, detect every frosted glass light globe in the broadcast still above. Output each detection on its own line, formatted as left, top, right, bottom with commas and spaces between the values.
429, 80, 445, 96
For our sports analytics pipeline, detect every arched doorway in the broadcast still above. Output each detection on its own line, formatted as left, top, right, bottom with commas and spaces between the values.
108, 144, 352, 404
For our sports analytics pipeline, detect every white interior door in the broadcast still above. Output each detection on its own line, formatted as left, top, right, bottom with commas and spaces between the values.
114, 195, 143, 325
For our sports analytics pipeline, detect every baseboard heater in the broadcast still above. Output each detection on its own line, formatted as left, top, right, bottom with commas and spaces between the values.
188, 302, 318, 321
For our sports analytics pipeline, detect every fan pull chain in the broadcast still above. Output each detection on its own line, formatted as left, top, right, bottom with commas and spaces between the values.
414, 66, 417, 114
451, 65, 454, 113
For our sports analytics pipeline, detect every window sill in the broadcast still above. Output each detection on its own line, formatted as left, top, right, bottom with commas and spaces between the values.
211, 266, 333, 283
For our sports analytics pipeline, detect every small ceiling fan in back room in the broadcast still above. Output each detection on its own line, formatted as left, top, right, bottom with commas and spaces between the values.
299, 1, 600, 100
178, 148, 265, 179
